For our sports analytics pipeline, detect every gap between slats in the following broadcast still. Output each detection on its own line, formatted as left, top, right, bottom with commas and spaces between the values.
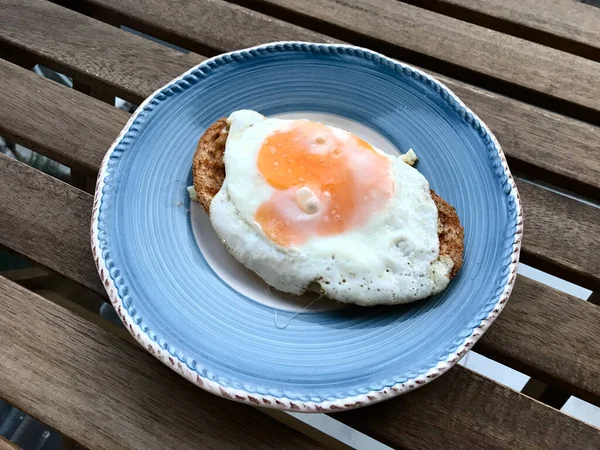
3, 0, 600, 127
1, 71, 599, 450
15, 0, 599, 201
394, 0, 600, 63
2, 37, 599, 292
0, 270, 365, 449
0, 276, 324, 450
1, 147, 599, 408
2, 0, 599, 295
2, 274, 597, 450
217, 0, 600, 126
0, 436, 21, 450
4, 62, 598, 419
1, 0, 600, 432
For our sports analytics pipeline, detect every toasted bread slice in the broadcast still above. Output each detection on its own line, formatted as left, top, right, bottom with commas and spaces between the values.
193, 119, 464, 279
430, 191, 464, 278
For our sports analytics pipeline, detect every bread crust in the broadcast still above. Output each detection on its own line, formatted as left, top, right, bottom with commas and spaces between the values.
430, 191, 464, 278
192, 118, 229, 213
193, 119, 464, 279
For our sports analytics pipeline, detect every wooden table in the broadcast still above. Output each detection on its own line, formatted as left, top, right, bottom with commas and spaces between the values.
1, 0, 599, 448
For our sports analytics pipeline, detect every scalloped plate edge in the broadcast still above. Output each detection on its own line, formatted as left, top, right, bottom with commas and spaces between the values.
90, 41, 523, 412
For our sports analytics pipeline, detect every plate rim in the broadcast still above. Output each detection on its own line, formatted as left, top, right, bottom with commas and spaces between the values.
90, 41, 523, 412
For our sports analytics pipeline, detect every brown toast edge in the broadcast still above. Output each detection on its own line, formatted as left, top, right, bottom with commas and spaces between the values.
193, 119, 464, 279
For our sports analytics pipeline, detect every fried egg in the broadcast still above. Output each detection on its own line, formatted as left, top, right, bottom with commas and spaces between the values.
209, 110, 452, 305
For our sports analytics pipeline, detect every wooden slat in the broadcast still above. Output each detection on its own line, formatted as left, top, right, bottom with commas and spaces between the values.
436, 80, 600, 200
0, 59, 128, 175
336, 366, 600, 450
518, 181, 600, 290
0, 277, 319, 449
0, 152, 103, 296
1, 175, 599, 449
404, 0, 600, 62
2, 94, 600, 447
0, 0, 595, 395
3, 27, 600, 290
475, 275, 600, 405
55, 0, 337, 59
0, 437, 20, 450
231, 0, 600, 121
3, 1, 600, 199
0, 0, 204, 103
58, 0, 600, 197
1, 145, 600, 410
1, 2, 598, 448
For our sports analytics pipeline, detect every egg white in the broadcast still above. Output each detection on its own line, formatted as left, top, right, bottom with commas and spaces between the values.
209, 110, 452, 305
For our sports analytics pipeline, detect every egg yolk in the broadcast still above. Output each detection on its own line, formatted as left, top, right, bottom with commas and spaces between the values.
255, 121, 394, 246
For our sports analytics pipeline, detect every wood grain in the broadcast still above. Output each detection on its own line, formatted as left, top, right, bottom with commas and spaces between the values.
0, 277, 319, 450
3, 0, 600, 198
0, 0, 204, 103
0, 59, 128, 175
404, 0, 600, 62
3, 50, 600, 291
0, 437, 20, 450
476, 275, 600, 405
2, 1, 599, 446
63, 0, 600, 196
0, 154, 104, 296
235, 0, 600, 120
336, 365, 600, 450
435, 79, 600, 199
1, 153, 599, 407
518, 181, 600, 290
2, 276, 599, 449
55, 0, 337, 59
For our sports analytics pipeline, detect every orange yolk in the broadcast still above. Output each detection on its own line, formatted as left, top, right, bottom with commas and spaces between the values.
255, 121, 394, 246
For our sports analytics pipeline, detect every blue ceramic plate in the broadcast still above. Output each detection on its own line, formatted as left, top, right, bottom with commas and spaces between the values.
92, 42, 522, 411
